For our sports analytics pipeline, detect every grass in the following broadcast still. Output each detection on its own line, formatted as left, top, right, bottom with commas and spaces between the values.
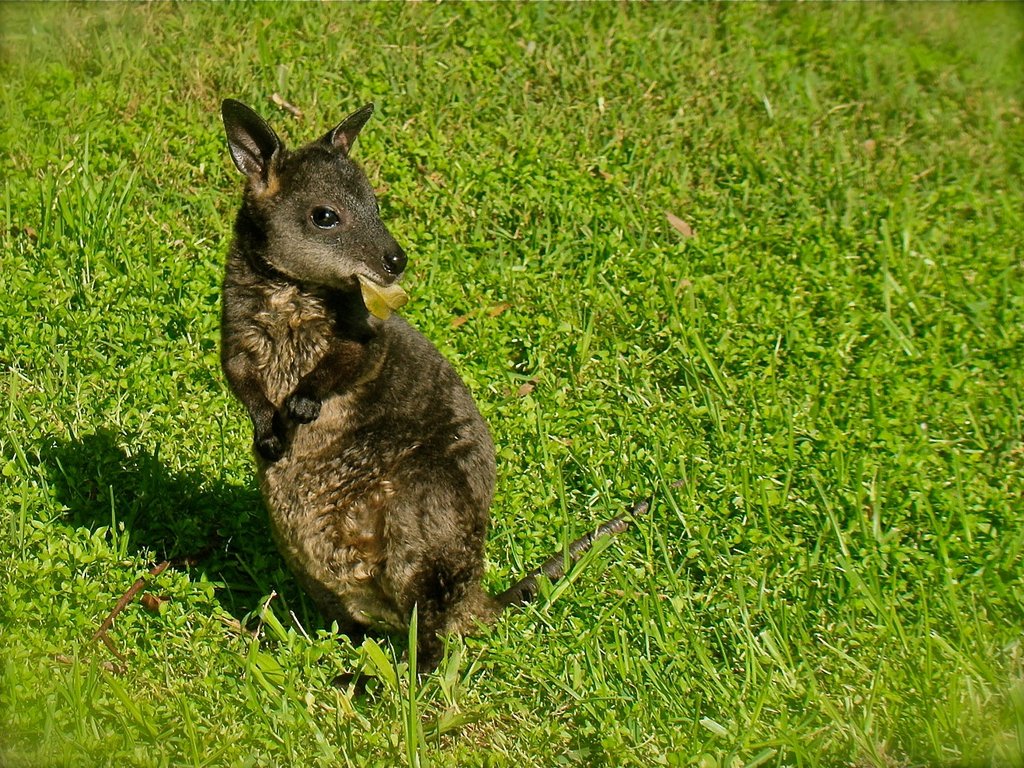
1, 3, 1022, 766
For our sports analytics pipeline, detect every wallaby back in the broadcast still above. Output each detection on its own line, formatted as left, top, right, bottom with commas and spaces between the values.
219, 99, 644, 671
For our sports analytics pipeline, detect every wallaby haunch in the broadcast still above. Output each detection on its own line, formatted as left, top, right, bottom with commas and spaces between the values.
219, 98, 646, 670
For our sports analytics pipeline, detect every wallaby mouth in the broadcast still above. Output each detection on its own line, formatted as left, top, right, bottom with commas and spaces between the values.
357, 274, 408, 320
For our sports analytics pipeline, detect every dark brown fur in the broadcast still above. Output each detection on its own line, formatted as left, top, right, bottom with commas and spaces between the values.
219, 99, 643, 670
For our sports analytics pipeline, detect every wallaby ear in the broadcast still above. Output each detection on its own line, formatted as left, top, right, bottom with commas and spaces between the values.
322, 103, 374, 156
221, 99, 282, 186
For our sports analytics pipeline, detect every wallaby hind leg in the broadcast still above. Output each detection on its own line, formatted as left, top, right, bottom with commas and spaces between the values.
396, 559, 495, 674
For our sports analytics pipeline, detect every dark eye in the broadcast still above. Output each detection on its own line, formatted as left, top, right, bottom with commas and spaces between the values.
311, 207, 340, 229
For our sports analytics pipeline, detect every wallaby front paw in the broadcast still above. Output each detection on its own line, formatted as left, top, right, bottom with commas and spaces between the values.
253, 423, 286, 460
253, 410, 288, 461
286, 392, 321, 423
255, 431, 285, 462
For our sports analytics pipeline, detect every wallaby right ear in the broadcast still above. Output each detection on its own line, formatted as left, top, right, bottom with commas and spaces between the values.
221, 99, 282, 188
322, 103, 374, 156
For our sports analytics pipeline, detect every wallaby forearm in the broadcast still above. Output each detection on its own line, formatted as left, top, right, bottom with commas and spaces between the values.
222, 346, 285, 460
285, 337, 367, 423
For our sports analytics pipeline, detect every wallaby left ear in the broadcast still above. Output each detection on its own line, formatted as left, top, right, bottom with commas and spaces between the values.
222, 99, 282, 189
322, 103, 374, 155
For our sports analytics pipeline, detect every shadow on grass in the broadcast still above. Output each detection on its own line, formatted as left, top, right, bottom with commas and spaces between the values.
40, 430, 317, 625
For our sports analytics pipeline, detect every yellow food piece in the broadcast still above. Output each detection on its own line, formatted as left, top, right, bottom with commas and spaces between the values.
357, 275, 409, 320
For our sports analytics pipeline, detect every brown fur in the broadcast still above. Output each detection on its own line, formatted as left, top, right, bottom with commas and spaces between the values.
220, 100, 501, 668
219, 99, 641, 671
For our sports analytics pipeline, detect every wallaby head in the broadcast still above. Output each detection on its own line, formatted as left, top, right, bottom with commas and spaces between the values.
221, 99, 407, 302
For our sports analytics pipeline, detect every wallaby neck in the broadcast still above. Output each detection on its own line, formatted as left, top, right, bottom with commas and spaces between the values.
231, 206, 288, 284
228, 214, 379, 344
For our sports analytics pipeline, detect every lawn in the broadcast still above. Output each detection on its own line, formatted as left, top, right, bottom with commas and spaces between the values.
1, 3, 1022, 766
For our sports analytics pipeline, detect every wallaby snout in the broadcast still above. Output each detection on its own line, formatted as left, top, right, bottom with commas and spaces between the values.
382, 241, 407, 276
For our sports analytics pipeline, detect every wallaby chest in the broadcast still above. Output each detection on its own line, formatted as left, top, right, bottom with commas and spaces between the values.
240, 281, 334, 407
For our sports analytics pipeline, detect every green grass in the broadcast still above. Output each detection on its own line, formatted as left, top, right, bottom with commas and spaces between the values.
2, 3, 1023, 766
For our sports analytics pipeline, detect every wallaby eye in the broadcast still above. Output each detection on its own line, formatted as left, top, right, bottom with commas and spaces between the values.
311, 207, 340, 229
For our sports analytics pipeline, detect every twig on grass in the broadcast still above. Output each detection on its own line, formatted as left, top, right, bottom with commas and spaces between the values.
97, 631, 128, 662
91, 560, 170, 659
271, 93, 303, 118
54, 653, 125, 676
216, 613, 258, 637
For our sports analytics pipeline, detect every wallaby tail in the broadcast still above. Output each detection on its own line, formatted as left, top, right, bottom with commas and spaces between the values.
494, 498, 650, 609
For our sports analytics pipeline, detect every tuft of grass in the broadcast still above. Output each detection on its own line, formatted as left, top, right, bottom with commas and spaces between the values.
2, 3, 1023, 766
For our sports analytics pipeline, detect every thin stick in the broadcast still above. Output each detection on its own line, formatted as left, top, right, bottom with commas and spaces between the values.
98, 632, 128, 662
271, 93, 303, 119
55, 653, 124, 675
92, 560, 170, 648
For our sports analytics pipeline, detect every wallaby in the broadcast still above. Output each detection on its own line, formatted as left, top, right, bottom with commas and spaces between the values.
219, 98, 646, 671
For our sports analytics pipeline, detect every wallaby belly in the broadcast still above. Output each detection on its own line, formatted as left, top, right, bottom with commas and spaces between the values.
258, 394, 407, 631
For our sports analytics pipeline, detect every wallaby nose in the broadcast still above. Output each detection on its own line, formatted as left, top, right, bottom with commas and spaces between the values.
382, 244, 407, 275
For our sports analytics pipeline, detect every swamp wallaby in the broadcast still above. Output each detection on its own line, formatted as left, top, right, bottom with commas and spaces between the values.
219, 98, 646, 671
